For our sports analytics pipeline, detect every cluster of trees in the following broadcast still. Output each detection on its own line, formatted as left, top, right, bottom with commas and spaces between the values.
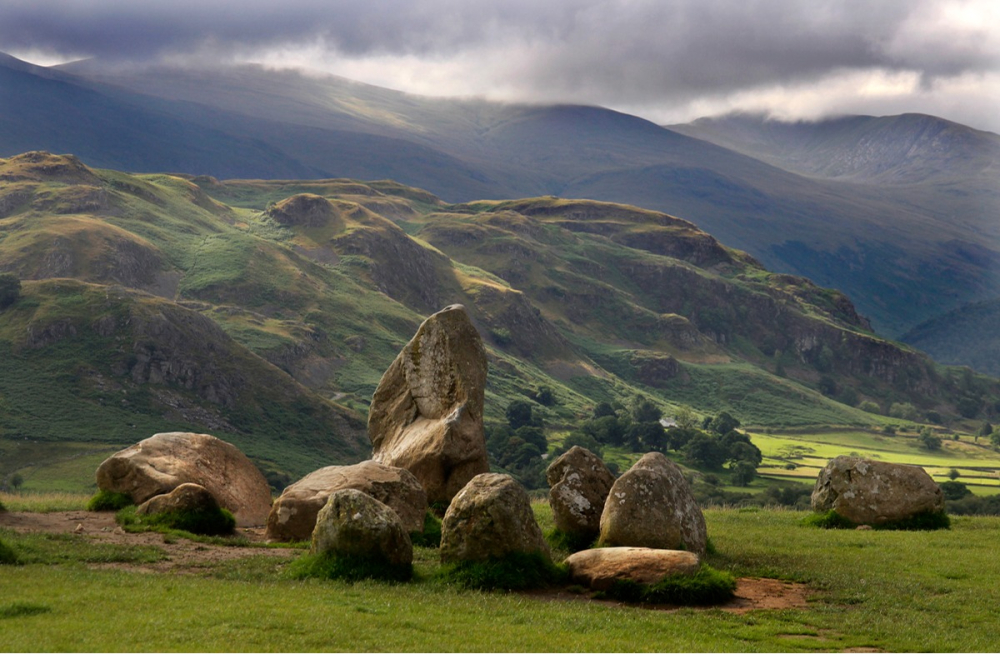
569, 400, 762, 486
485, 393, 763, 490
485, 399, 550, 489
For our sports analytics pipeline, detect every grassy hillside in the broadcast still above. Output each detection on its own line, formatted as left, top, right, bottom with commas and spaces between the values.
902, 298, 1000, 377
1, 151, 998, 493
6, 55, 996, 338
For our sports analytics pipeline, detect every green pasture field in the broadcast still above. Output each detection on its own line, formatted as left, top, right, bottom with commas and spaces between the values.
751, 429, 1000, 493
2, 502, 999, 651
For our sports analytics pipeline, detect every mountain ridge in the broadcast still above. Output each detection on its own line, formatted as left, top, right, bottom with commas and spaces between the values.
2, 53, 998, 349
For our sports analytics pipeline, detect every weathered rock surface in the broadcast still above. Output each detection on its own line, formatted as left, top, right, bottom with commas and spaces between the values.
546, 446, 615, 541
811, 455, 946, 525
368, 304, 490, 504
135, 482, 220, 516
266, 460, 427, 541
440, 473, 550, 563
599, 452, 707, 555
311, 489, 412, 567
95, 432, 272, 526
565, 547, 701, 591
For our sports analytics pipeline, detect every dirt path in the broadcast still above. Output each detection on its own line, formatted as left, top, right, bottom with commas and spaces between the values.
0, 511, 811, 611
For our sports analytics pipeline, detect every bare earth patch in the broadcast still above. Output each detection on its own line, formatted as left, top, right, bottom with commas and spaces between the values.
1, 511, 813, 613
0, 510, 296, 573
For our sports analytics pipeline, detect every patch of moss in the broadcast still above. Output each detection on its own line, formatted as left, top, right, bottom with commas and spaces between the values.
116, 504, 236, 536
287, 552, 413, 583
597, 565, 737, 605
438, 550, 567, 591
804, 509, 951, 531
86, 490, 134, 512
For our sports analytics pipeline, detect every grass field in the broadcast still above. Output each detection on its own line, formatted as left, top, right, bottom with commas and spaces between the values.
2, 502, 1000, 651
752, 429, 1000, 493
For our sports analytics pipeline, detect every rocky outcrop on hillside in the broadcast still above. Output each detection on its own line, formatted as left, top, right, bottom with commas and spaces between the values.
368, 304, 490, 504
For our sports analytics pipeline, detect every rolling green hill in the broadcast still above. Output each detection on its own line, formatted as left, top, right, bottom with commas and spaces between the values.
1, 151, 998, 492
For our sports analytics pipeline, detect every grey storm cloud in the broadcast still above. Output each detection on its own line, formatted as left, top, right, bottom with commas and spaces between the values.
1, 0, 997, 108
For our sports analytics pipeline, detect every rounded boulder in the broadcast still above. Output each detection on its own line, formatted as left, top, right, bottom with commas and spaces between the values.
266, 460, 427, 542
311, 488, 413, 568
599, 452, 707, 555
95, 432, 272, 526
546, 445, 615, 541
440, 473, 550, 564
812, 455, 945, 525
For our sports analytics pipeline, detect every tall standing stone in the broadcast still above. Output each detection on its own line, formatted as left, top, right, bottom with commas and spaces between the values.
599, 452, 707, 555
368, 304, 489, 504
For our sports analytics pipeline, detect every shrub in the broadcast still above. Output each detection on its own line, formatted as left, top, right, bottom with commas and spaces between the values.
0, 539, 19, 565
86, 490, 134, 512
438, 551, 566, 591
117, 505, 236, 536
410, 511, 442, 548
804, 509, 950, 531
939, 481, 971, 501
599, 566, 736, 605
287, 552, 413, 583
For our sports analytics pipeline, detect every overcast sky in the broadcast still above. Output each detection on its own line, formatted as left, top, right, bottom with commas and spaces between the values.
3, 0, 999, 132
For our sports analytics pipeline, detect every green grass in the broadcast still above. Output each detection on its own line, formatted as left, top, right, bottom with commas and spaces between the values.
0, 491, 89, 512
116, 505, 237, 538
599, 565, 737, 605
804, 509, 951, 531
86, 490, 133, 512
438, 550, 566, 591
1, 509, 999, 650
288, 552, 413, 583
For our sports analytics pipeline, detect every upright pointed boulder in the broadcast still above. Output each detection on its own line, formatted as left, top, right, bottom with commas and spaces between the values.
368, 304, 489, 504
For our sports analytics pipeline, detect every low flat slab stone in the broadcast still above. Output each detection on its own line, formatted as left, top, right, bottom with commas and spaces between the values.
565, 547, 700, 591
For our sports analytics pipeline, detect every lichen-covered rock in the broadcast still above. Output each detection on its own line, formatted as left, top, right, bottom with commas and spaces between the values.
811, 456, 945, 525
368, 304, 490, 504
546, 446, 615, 541
440, 473, 550, 564
565, 547, 700, 591
95, 432, 272, 526
135, 482, 219, 516
311, 488, 412, 567
599, 452, 707, 555
266, 460, 427, 541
